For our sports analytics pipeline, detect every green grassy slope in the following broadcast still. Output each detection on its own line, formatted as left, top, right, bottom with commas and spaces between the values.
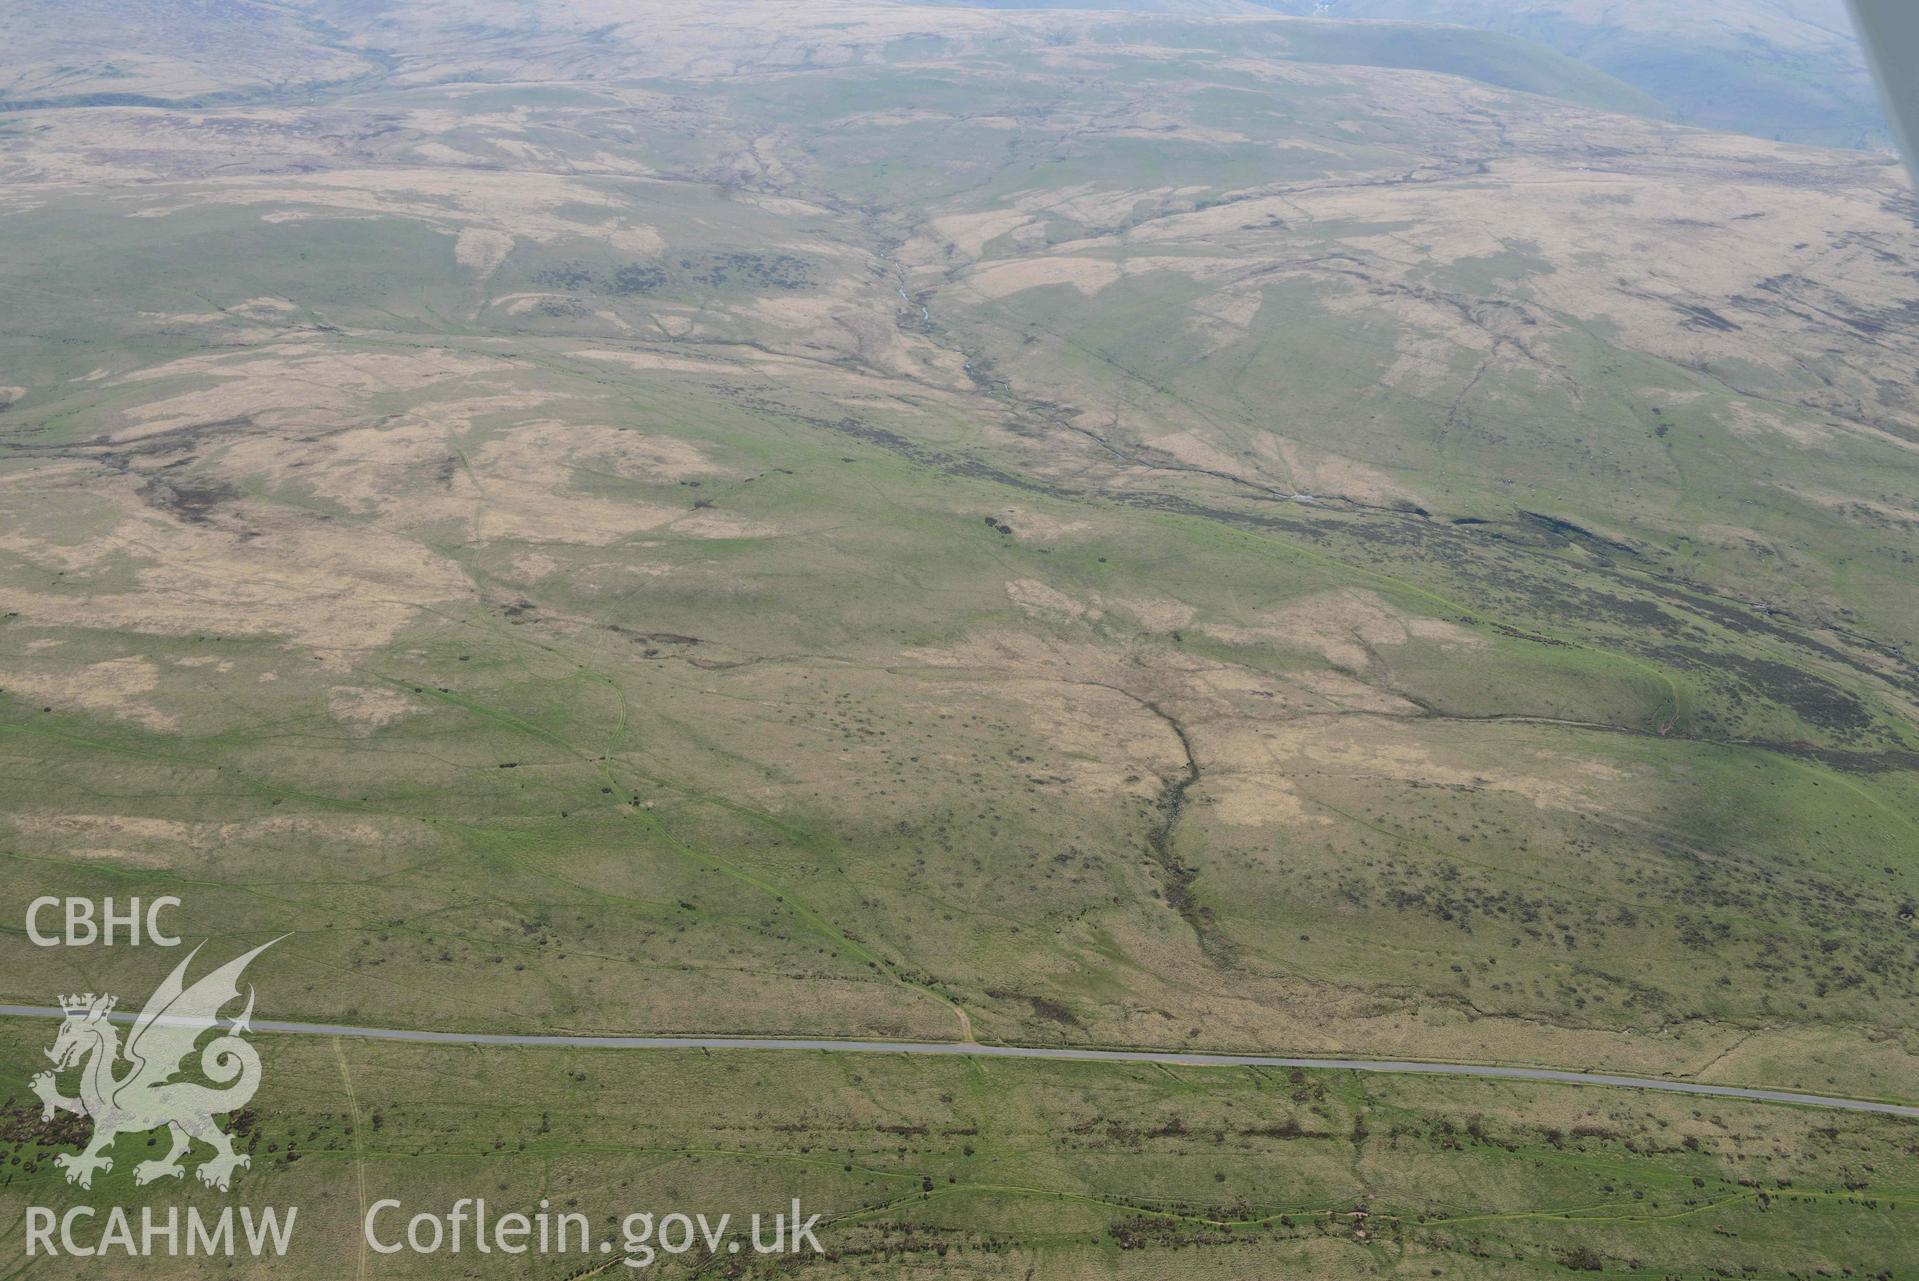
3, 1024, 1917, 1278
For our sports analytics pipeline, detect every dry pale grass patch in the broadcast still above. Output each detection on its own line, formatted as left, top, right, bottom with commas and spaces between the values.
1201, 588, 1480, 672
0, 655, 175, 731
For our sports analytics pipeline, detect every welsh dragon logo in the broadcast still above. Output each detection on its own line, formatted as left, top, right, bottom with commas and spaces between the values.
29, 939, 280, 1191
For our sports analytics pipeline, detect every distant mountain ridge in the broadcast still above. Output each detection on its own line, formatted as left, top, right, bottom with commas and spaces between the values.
914, 0, 1888, 148
1283, 0, 1884, 147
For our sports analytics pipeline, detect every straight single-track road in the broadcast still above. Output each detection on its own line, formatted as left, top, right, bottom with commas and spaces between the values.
2, 1005, 1913, 1118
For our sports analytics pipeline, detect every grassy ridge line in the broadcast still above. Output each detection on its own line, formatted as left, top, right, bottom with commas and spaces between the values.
903, 8, 1670, 116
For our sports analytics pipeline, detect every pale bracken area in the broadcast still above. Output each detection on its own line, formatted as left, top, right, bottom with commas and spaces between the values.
2, 1, 1918, 1275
